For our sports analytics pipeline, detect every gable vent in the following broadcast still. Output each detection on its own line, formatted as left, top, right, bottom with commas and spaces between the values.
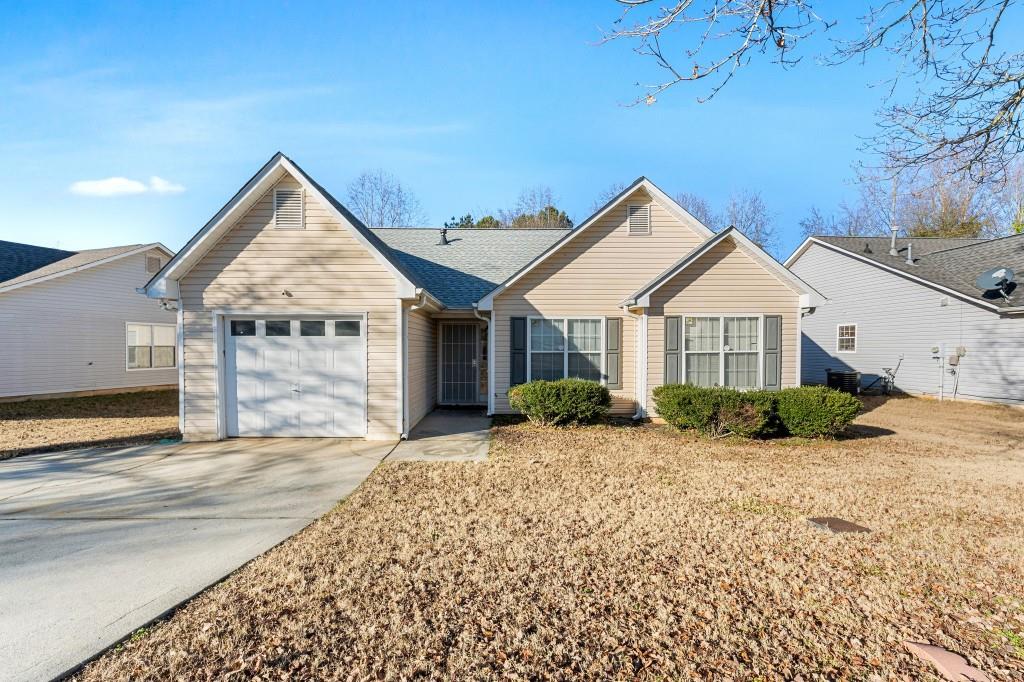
627, 204, 651, 235
146, 256, 162, 273
274, 187, 304, 229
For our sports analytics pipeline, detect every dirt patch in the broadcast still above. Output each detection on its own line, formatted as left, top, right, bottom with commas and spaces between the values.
0, 390, 179, 460
75, 396, 1024, 680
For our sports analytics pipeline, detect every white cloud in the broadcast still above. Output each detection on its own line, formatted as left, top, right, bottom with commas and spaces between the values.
149, 176, 185, 194
69, 175, 185, 197
69, 177, 148, 197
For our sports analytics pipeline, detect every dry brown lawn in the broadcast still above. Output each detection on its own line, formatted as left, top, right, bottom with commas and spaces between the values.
0, 390, 179, 459
77, 396, 1023, 680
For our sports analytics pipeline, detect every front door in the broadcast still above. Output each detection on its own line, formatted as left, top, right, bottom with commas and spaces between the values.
440, 323, 479, 404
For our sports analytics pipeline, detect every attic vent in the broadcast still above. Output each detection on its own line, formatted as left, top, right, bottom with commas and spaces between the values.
146, 256, 162, 273
273, 188, 304, 229
627, 204, 651, 235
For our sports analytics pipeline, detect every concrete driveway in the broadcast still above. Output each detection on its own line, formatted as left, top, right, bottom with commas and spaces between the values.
0, 438, 392, 682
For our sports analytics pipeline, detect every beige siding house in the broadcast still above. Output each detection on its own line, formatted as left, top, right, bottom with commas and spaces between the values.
145, 153, 820, 441
0, 241, 176, 400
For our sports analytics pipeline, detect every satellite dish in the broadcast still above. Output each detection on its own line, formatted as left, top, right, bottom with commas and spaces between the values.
975, 266, 1016, 301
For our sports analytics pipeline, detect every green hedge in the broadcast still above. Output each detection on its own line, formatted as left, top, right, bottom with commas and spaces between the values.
775, 386, 861, 438
652, 384, 860, 439
652, 384, 777, 438
508, 379, 611, 426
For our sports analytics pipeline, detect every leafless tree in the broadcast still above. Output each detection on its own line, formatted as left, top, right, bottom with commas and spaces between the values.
724, 189, 780, 254
590, 181, 629, 213
601, 1, 1023, 183
674, 191, 717, 229
346, 169, 427, 227
500, 186, 574, 228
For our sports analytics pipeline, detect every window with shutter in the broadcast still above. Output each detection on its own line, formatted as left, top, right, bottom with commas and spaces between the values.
627, 204, 651, 235
273, 188, 304, 229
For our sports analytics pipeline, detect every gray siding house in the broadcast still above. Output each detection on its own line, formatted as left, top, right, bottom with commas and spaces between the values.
786, 234, 1024, 405
0, 240, 177, 400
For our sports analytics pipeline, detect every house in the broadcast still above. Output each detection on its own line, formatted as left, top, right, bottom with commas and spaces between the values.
143, 153, 821, 441
785, 233, 1024, 405
0, 240, 177, 400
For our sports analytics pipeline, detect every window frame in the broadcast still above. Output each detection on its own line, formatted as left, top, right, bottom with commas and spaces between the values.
681, 314, 764, 389
836, 323, 857, 354
525, 316, 606, 384
125, 321, 177, 371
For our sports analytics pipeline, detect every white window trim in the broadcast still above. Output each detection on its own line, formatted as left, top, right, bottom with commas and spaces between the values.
837, 323, 857, 354
681, 313, 764, 389
125, 321, 178, 371
525, 316, 606, 384
272, 187, 305, 230
627, 203, 651, 236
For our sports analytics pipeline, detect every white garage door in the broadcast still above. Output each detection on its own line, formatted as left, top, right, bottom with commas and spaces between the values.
225, 317, 366, 437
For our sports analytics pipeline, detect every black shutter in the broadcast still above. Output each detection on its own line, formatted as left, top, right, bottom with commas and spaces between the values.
605, 317, 622, 389
763, 315, 782, 391
664, 315, 682, 385
510, 317, 527, 386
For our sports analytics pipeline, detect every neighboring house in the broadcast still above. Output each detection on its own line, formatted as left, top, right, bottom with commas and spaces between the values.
786, 233, 1024, 405
143, 153, 821, 441
0, 240, 177, 400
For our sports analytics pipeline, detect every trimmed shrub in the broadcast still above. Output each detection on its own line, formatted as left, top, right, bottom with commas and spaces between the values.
508, 379, 611, 426
775, 386, 861, 438
652, 384, 777, 438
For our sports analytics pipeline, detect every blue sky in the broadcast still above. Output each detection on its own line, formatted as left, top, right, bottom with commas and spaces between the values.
0, 1, 938, 257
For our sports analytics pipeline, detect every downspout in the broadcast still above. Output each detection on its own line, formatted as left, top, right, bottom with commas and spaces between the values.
401, 290, 429, 439
622, 305, 646, 420
472, 303, 493, 415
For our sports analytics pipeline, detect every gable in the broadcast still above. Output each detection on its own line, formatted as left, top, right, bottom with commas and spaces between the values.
146, 153, 430, 303
494, 187, 709, 310
179, 177, 397, 306
649, 237, 801, 310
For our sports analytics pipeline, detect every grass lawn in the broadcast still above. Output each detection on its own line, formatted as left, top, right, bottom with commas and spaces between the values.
0, 390, 179, 460
76, 396, 1023, 680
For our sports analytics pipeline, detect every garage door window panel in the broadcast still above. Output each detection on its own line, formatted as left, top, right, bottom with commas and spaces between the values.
265, 320, 292, 336
300, 321, 326, 336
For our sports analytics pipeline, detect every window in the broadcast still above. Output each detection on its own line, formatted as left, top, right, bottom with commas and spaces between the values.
230, 320, 256, 336
627, 204, 651, 235
273, 187, 304, 229
265, 320, 291, 336
528, 317, 603, 382
335, 320, 360, 336
300, 320, 325, 336
127, 323, 176, 369
837, 324, 857, 353
683, 316, 761, 388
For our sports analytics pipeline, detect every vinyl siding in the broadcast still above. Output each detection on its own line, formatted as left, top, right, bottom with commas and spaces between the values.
0, 249, 177, 398
178, 176, 400, 440
407, 307, 436, 429
791, 242, 1024, 404
646, 238, 801, 414
492, 188, 707, 414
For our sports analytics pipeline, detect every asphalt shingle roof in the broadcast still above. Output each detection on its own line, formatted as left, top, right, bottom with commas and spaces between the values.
370, 227, 568, 308
0, 242, 149, 288
815, 234, 1024, 309
0, 241, 76, 284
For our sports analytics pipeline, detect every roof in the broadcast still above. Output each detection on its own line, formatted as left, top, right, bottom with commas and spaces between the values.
0, 241, 75, 283
787, 234, 1024, 311
622, 226, 823, 307
0, 242, 171, 292
370, 227, 567, 308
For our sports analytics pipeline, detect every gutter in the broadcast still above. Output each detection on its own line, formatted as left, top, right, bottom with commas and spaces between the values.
399, 290, 430, 440
472, 303, 495, 415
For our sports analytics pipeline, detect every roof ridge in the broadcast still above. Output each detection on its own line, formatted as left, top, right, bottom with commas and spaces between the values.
925, 232, 1022, 255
